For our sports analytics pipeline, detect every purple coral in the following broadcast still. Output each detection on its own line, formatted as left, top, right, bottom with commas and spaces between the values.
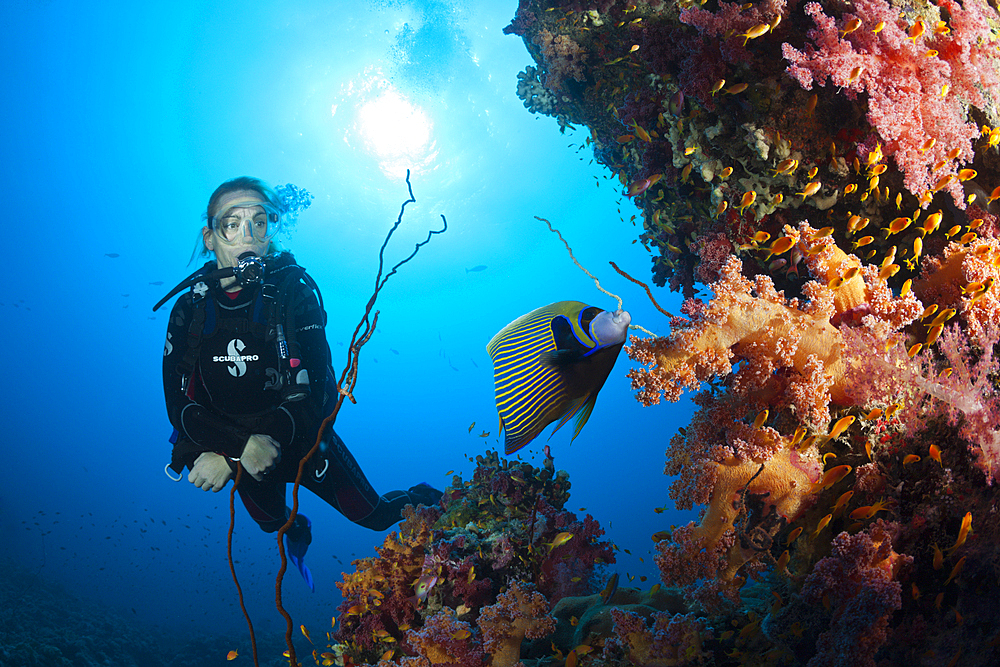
801, 520, 912, 667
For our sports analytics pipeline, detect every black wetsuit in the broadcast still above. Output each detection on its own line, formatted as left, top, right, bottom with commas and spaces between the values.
162, 253, 435, 533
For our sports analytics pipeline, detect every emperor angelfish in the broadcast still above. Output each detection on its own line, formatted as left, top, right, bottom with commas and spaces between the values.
487, 301, 631, 455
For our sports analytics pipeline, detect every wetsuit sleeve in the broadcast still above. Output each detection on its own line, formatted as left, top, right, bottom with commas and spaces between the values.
162, 295, 252, 462
251, 281, 332, 448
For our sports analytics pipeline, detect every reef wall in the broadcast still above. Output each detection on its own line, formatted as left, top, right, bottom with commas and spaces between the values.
501, 0, 1000, 665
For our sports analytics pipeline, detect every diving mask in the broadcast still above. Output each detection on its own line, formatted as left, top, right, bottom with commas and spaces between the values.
209, 199, 282, 245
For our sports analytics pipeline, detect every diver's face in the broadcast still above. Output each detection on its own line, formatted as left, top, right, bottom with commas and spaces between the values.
203, 190, 271, 277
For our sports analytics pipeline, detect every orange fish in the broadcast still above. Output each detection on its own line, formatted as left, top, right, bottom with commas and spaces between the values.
301, 624, 313, 644
738, 190, 757, 214
945, 555, 966, 584
812, 464, 853, 491
933, 543, 944, 570
752, 409, 768, 429
773, 158, 797, 175
766, 236, 796, 259
878, 263, 900, 281
840, 18, 862, 36
548, 532, 574, 552
776, 549, 790, 571
949, 512, 973, 553
452, 628, 472, 640
929, 444, 942, 465
227, 650, 238, 661
832, 490, 855, 516
786, 526, 803, 545
632, 121, 651, 142
739, 22, 770, 45
811, 514, 833, 539
849, 498, 889, 520
903, 454, 921, 465
797, 181, 821, 199
829, 415, 855, 439
930, 308, 957, 327
626, 174, 662, 198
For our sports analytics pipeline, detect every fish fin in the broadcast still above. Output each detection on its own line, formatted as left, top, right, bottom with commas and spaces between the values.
569, 393, 599, 443
549, 395, 591, 437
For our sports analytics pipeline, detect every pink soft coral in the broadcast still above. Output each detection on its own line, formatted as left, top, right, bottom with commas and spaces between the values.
781, 0, 1000, 207
478, 581, 555, 667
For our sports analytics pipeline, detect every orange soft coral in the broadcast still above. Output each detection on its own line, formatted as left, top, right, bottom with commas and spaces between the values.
654, 434, 820, 591
914, 237, 1000, 343
628, 226, 923, 427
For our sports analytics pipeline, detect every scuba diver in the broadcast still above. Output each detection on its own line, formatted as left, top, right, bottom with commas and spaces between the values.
157, 176, 442, 591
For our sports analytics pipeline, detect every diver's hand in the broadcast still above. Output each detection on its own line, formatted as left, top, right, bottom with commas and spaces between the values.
241, 434, 281, 481
188, 452, 233, 492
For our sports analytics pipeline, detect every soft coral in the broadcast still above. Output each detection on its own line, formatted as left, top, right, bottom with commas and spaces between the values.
781, 0, 1000, 208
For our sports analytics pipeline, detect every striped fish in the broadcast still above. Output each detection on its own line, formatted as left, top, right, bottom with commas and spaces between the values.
487, 301, 631, 455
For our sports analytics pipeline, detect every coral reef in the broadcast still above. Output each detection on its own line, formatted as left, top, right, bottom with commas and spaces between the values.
501, 0, 1000, 664
324, 450, 618, 666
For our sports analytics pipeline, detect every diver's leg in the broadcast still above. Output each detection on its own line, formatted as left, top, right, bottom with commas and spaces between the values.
234, 471, 314, 588
302, 429, 442, 531
234, 473, 287, 533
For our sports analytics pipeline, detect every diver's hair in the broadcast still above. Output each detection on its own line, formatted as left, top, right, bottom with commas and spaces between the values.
191, 176, 284, 263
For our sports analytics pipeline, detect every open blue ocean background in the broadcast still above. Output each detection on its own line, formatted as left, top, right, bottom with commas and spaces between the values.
1, 0, 693, 661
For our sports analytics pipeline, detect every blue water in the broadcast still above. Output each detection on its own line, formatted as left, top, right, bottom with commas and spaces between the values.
1, 0, 691, 654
